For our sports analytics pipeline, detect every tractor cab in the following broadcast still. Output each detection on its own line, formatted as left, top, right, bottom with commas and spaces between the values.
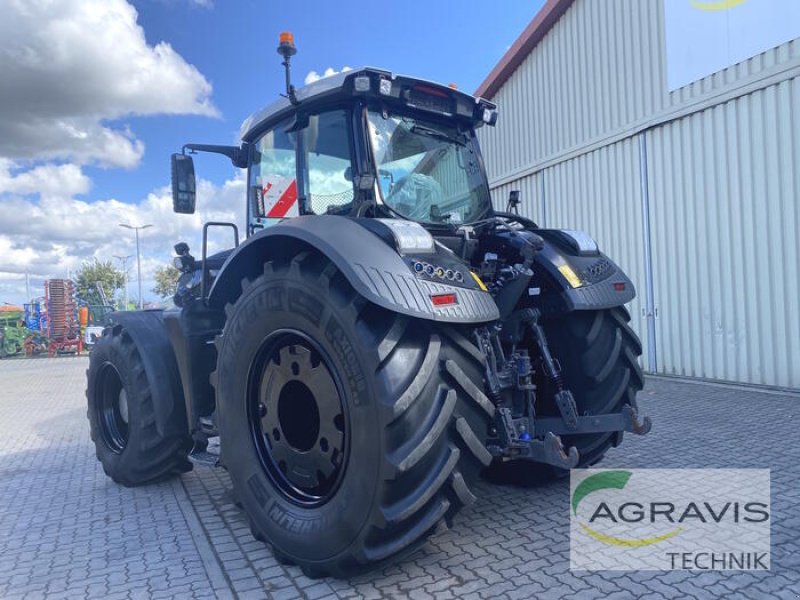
170, 34, 498, 227
238, 65, 498, 233
169, 34, 499, 307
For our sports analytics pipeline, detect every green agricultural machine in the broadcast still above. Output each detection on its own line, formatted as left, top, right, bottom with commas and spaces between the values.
0, 310, 27, 358
87, 35, 650, 577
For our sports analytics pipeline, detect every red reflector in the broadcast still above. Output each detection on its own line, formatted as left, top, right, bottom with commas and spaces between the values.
414, 84, 449, 98
613, 282, 626, 292
431, 293, 458, 306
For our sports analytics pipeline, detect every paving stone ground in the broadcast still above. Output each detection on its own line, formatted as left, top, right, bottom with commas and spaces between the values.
0, 356, 798, 599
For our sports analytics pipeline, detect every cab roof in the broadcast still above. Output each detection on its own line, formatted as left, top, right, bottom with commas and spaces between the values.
239, 67, 497, 142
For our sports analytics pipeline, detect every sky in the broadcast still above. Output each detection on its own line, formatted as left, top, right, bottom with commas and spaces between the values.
0, 0, 544, 306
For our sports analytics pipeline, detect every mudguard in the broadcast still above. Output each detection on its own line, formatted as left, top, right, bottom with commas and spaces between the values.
533, 234, 636, 313
208, 215, 500, 324
108, 310, 189, 438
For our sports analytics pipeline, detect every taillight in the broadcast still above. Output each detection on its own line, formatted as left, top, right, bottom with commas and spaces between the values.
431, 293, 458, 307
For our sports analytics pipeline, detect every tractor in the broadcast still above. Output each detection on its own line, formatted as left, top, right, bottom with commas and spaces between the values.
86, 33, 650, 578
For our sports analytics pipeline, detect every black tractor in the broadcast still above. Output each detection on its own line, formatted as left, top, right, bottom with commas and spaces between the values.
86, 33, 650, 578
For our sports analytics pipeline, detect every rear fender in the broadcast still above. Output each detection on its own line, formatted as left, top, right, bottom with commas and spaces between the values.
208, 215, 499, 324
109, 310, 189, 438
532, 233, 636, 313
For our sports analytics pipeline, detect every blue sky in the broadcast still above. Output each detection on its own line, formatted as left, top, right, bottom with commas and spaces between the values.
93, 0, 543, 202
0, 0, 543, 305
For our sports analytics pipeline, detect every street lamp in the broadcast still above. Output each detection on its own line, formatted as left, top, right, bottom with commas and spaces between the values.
119, 223, 152, 309
113, 255, 132, 310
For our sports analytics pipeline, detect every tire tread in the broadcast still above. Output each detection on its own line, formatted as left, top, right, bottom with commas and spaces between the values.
217, 250, 492, 577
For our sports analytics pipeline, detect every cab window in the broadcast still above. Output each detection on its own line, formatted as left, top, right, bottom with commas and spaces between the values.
302, 109, 355, 215
249, 119, 298, 228
249, 109, 355, 229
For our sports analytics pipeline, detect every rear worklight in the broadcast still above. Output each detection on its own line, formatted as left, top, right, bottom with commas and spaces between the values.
431, 293, 458, 307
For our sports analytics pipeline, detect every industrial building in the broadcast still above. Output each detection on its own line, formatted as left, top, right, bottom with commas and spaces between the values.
476, 0, 800, 388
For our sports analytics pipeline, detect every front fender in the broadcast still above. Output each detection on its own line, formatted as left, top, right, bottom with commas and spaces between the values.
208, 215, 499, 324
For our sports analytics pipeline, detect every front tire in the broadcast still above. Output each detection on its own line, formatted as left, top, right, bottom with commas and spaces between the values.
87, 326, 192, 486
214, 251, 493, 577
484, 307, 644, 486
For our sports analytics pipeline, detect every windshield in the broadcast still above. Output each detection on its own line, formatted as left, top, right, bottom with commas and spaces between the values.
367, 110, 492, 225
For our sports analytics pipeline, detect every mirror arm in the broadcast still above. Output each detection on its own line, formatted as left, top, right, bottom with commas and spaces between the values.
182, 143, 249, 169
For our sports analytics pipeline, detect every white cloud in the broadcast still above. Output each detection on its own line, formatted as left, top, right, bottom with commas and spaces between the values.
0, 160, 91, 199
0, 0, 227, 307
304, 66, 353, 85
0, 172, 246, 306
0, 0, 217, 168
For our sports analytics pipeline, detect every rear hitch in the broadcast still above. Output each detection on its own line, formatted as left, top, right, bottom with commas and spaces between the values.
528, 432, 579, 469
533, 403, 653, 437
490, 408, 580, 469
622, 404, 653, 435
554, 389, 579, 430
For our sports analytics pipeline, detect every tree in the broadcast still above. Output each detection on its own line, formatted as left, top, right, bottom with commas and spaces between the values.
76, 259, 124, 305
153, 265, 181, 299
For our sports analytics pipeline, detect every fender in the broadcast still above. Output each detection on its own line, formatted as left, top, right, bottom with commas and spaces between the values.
533, 233, 636, 313
108, 310, 189, 438
208, 215, 499, 324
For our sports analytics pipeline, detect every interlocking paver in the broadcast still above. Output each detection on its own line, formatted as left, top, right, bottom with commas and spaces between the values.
2, 357, 799, 599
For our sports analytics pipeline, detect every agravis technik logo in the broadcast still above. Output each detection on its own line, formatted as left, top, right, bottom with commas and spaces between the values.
572, 470, 682, 547
570, 469, 770, 571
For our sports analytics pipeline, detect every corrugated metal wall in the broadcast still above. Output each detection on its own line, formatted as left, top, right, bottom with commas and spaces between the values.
478, 0, 800, 388
647, 79, 800, 387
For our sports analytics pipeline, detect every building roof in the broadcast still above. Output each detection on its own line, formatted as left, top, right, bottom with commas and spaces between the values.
475, 0, 575, 99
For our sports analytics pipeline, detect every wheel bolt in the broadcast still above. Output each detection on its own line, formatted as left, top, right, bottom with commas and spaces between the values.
259, 403, 267, 418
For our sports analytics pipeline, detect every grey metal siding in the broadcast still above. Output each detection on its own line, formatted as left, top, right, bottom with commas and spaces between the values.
479, 0, 800, 388
480, 0, 800, 185
647, 79, 800, 388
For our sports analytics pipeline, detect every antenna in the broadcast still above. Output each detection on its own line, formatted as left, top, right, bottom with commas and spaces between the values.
277, 31, 298, 105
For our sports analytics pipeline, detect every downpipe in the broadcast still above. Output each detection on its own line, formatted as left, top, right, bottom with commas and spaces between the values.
638, 133, 658, 373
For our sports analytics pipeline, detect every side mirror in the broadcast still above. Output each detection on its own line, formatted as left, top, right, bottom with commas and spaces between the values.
171, 153, 196, 214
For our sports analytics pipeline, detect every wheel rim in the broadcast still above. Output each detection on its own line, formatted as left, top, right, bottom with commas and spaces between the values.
248, 330, 348, 507
96, 362, 129, 453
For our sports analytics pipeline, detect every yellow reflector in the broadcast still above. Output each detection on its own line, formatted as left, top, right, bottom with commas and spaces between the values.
470, 271, 488, 292
558, 264, 582, 288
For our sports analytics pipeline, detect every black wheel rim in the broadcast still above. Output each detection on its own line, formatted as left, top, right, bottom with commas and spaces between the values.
96, 362, 129, 453
248, 330, 348, 507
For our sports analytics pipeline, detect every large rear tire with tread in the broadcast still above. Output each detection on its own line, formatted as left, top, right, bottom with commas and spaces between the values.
483, 307, 644, 486
87, 326, 192, 486
213, 250, 493, 578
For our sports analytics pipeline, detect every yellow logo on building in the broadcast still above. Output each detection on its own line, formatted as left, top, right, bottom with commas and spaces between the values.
691, 0, 746, 10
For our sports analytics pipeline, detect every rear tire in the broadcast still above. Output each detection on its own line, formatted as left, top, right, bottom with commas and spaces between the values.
214, 251, 493, 577
483, 307, 644, 486
87, 326, 192, 486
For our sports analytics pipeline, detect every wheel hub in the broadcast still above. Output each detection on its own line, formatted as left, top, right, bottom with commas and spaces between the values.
118, 389, 129, 425
96, 362, 129, 454
251, 334, 347, 506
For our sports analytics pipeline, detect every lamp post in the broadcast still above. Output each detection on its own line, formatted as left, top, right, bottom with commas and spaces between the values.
119, 224, 152, 309
113, 255, 132, 310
